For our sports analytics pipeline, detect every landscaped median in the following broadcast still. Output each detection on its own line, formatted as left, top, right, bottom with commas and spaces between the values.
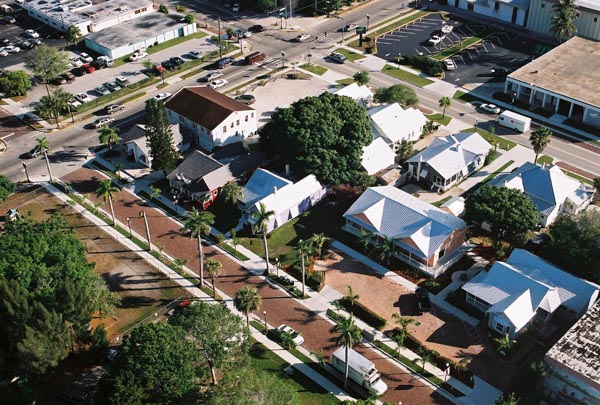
432, 29, 494, 61
381, 65, 434, 87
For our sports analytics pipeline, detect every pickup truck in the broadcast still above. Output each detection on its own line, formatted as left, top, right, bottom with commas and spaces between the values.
416, 288, 431, 313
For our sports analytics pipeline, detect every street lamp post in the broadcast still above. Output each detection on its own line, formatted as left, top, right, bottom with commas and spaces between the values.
366, 14, 371, 33
126, 217, 132, 238
511, 92, 517, 111
274, 257, 280, 277
66, 102, 74, 123
307, 47, 312, 66
21, 162, 30, 183
340, 16, 345, 43
139, 210, 152, 251
397, 52, 401, 69
281, 51, 285, 68
263, 310, 268, 333
444, 363, 450, 383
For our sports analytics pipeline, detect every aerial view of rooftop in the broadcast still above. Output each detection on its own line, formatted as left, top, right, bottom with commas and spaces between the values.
1, 0, 599, 403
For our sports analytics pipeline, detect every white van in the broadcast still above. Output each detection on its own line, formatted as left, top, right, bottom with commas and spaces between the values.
495, 111, 531, 132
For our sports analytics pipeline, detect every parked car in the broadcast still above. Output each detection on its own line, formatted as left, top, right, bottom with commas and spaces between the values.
116, 76, 130, 86
295, 34, 310, 42
18, 40, 34, 50
24, 29, 40, 39
25, 146, 41, 159
428, 35, 442, 45
444, 59, 456, 70
198, 72, 223, 82
129, 51, 148, 61
236, 29, 251, 38
208, 79, 228, 89
153, 93, 172, 102
234, 94, 255, 105
50, 76, 66, 86
2, 16, 16, 24
328, 52, 347, 64
491, 67, 511, 77
79, 52, 93, 63
170, 56, 185, 66
94, 85, 110, 96
105, 104, 125, 114
4, 45, 20, 53
69, 56, 83, 67
90, 60, 104, 70
71, 66, 87, 76
162, 60, 175, 70
105, 82, 121, 92
81, 64, 95, 74
74, 93, 92, 103
1, 38, 11, 46
0, 49, 8, 57
276, 324, 304, 345
93, 116, 114, 128
216, 57, 234, 68
30, 38, 42, 46
341, 23, 356, 32
248, 24, 264, 33
189, 50, 202, 59
68, 99, 81, 110
97, 55, 114, 67
416, 288, 431, 313
62, 71, 75, 81
479, 103, 502, 114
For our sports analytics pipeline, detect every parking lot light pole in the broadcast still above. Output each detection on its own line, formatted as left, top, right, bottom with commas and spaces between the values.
263, 311, 268, 333
511, 92, 517, 111
397, 53, 401, 69
21, 162, 30, 183
126, 217, 132, 238
139, 210, 152, 251
444, 363, 450, 382
366, 14, 371, 33
281, 51, 286, 68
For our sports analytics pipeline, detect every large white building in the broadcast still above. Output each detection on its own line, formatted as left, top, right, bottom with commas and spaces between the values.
447, 0, 530, 26
527, 0, 600, 41
368, 103, 427, 145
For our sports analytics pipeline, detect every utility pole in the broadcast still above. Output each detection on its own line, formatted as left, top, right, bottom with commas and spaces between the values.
218, 16, 222, 60
139, 210, 152, 251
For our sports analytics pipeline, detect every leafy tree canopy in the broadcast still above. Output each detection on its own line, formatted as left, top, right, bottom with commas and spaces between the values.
0, 70, 32, 97
259, 92, 372, 185
145, 98, 179, 172
374, 84, 419, 107
465, 185, 538, 244
0, 175, 16, 202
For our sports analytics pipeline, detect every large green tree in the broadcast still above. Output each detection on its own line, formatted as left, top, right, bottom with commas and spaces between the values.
465, 185, 538, 245
233, 286, 262, 328
145, 98, 179, 172
551, 0, 578, 42
181, 208, 215, 288
353, 71, 370, 86
169, 301, 247, 385
0, 175, 16, 202
108, 323, 202, 404
0, 70, 31, 97
35, 88, 74, 122
66, 25, 82, 47
259, 92, 372, 185
374, 84, 419, 107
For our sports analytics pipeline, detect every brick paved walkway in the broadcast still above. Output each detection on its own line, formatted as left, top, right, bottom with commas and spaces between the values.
62, 167, 451, 404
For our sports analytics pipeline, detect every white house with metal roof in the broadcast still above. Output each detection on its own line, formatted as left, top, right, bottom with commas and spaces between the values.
361, 138, 395, 175
333, 83, 374, 106
406, 132, 492, 192
462, 249, 599, 339
238, 169, 292, 212
343, 186, 467, 278
490, 162, 594, 226
368, 103, 427, 145
244, 174, 328, 233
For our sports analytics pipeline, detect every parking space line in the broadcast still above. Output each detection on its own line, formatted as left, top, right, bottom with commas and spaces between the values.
481, 42, 488, 53
495, 36, 504, 46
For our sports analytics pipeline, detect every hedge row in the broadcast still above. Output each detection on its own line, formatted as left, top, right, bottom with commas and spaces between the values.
401, 55, 444, 77
337, 297, 387, 331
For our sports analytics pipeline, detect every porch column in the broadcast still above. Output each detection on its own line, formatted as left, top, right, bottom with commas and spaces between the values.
541, 93, 547, 109
583, 107, 589, 122
555, 98, 560, 113
504, 80, 509, 93
515, 84, 521, 98
529, 86, 535, 105
568, 102, 574, 118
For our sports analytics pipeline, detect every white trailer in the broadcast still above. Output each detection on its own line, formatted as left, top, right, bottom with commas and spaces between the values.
332, 347, 388, 396
495, 110, 531, 132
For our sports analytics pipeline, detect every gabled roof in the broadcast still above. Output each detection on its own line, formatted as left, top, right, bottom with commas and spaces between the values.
254, 174, 324, 216
463, 249, 599, 328
343, 186, 466, 258
361, 138, 395, 175
167, 151, 222, 185
164, 86, 254, 130
333, 83, 374, 102
239, 169, 292, 206
125, 123, 185, 157
491, 162, 591, 215
368, 103, 427, 144
407, 132, 492, 179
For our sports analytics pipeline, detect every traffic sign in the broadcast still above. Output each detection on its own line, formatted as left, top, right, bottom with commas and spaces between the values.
356, 26, 366, 34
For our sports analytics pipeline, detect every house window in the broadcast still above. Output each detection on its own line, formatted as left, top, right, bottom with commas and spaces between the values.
439, 248, 445, 258
541, 2, 545, 7
251, 112, 254, 118
495, 322, 505, 333
468, 2, 474, 10
245, 115, 249, 122
236, 119, 240, 126
231, 122, 234, 128
494, 1, 499, 10
595, 16, 598, 22
179, 116, 184, 123
193, 123, 197, 129
223, 125, 227, 133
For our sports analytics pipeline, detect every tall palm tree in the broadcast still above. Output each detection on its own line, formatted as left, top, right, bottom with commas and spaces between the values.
221, 182, 243, 205
280, 332, 297, 350
36, 137, 54, 182
420, 349, 435, 372
439, 96, 451, 119
378, 236, 397, 265
344, 285, 360, 309
251, 202, 275, 273
332, 314, 362, 388
297, 239, 313, 296
233, 286, 262, 328
181, 208, 214, 288
529, 127, 552, 165
392, 314, 415, 349
311, 233, 328, 258
205, 258, 222, 298
551, 0, 578, 43
95, 179, 119, 225
98, 126, 121, 150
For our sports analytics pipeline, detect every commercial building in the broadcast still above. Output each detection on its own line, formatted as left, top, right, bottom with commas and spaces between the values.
505, 36, 600, 130
527, 0, 600, 41
23, 0, 152, 35
446, 0, 529, 26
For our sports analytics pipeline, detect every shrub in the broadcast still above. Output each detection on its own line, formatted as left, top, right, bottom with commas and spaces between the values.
175, 4, 186, 12
337, 297, 387, 330
0, 175, 16, 202
401, 55, 444, 77
159, 4, 169, 13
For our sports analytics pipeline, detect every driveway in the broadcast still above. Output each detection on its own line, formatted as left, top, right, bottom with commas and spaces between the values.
61, 166, 450, 404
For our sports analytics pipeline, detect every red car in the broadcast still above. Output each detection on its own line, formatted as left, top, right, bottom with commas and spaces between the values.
81, 64, 96, 74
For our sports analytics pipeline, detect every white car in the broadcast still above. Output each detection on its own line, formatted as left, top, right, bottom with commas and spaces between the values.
93, 116, 115, 128
189, 50, 202, 59
232, 3, 240, 12
5, 45, 20, 53
295, 34, 310, 42
79, 52, 93, 63
479, 103, 502, 114
277, 324, 304, 345
153, 92, 172, 102
237, 29, 251, 38
428, 35, 442, 45
25, 29, 40, 39
69, 57, 83, 67
129, 51, 148, 61
444, 59, 456, 70
94, 85, 110, 96
208, 79, 228, 89
0, 49, 8, 57
74, 93, 92, 103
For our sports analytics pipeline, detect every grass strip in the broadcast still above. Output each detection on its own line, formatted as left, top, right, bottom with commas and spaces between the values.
333, 48, 365, 61
426, 113, 452, 126
300, 64, 328, 75
452, 90, 482, 104
482, 160, 514, 183
433, 29, 494, 61
381, 65, 434, 87
461, 127, 517, 151
120, 92, 147, 104
336, 78, 354, 85
536, 155, 554, 165
432, 196, 453, 207
564, 170, 593, 185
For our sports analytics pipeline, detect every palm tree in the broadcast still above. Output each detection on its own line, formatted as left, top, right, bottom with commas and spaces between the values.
36, 137, 54, 182
439, 96, 451, 119
353, 70, 370, 86
332, 314, 362, 388
395, 139, 414, 162
181, 208, 214, 288
98, 126, 121, 150
551, 0, 578, 43
205, 258, 222, 298
297, 239, 313, 296
95, 179, 119, 225
392, 314, 415, 349
233, 286, 262, 328
251, 202, 275, 273
358, 228, 372, 253
419, 349, 435, 372
311, 233, 328, 258
344, 285, 360, 309
221, 182, 243, 205
149, 185, 162, 200
378, 236, 397, 265
494, 333, 516, 353
529, 127, 552, 165
280, 332, 297, 350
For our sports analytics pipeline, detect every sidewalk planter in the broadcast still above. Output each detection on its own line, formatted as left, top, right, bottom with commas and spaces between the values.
336, 298, 387, 331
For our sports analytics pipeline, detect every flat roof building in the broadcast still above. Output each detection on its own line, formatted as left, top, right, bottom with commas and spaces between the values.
505, 36, 600, 130
527, 0, 600, 41
23, 0, 153, 35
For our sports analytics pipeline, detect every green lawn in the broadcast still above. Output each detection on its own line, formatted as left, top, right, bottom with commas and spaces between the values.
249, 343, 340, 405
482, 160, 515, 183
461, 127, 517, 151
381, 65, 434, 87
433, 29, 494, 61
336, 78, 354, 85
564, 170, 593, 185
432, 196, 453, 207
452, 90, 482, 104
333, 48, 365, 61
300, 64, 328, 76
426, 113, 452, 126
537, 155, 554, 165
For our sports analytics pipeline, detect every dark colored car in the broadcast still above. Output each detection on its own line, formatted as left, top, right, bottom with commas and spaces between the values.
62, 72, 75, 81
162, 60, 175, 70
235, 94, 256, 105
248, 24, 264, 33
1, 38, 11, 46
416, 288, 431, 313
491, 67, 511, 77
50, 76, 66, 86
170, 56, 184, 66
71, 67, 87, 77
90, 60, 104, 70
216, 57, 234, 69
17, 41, 34, 50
